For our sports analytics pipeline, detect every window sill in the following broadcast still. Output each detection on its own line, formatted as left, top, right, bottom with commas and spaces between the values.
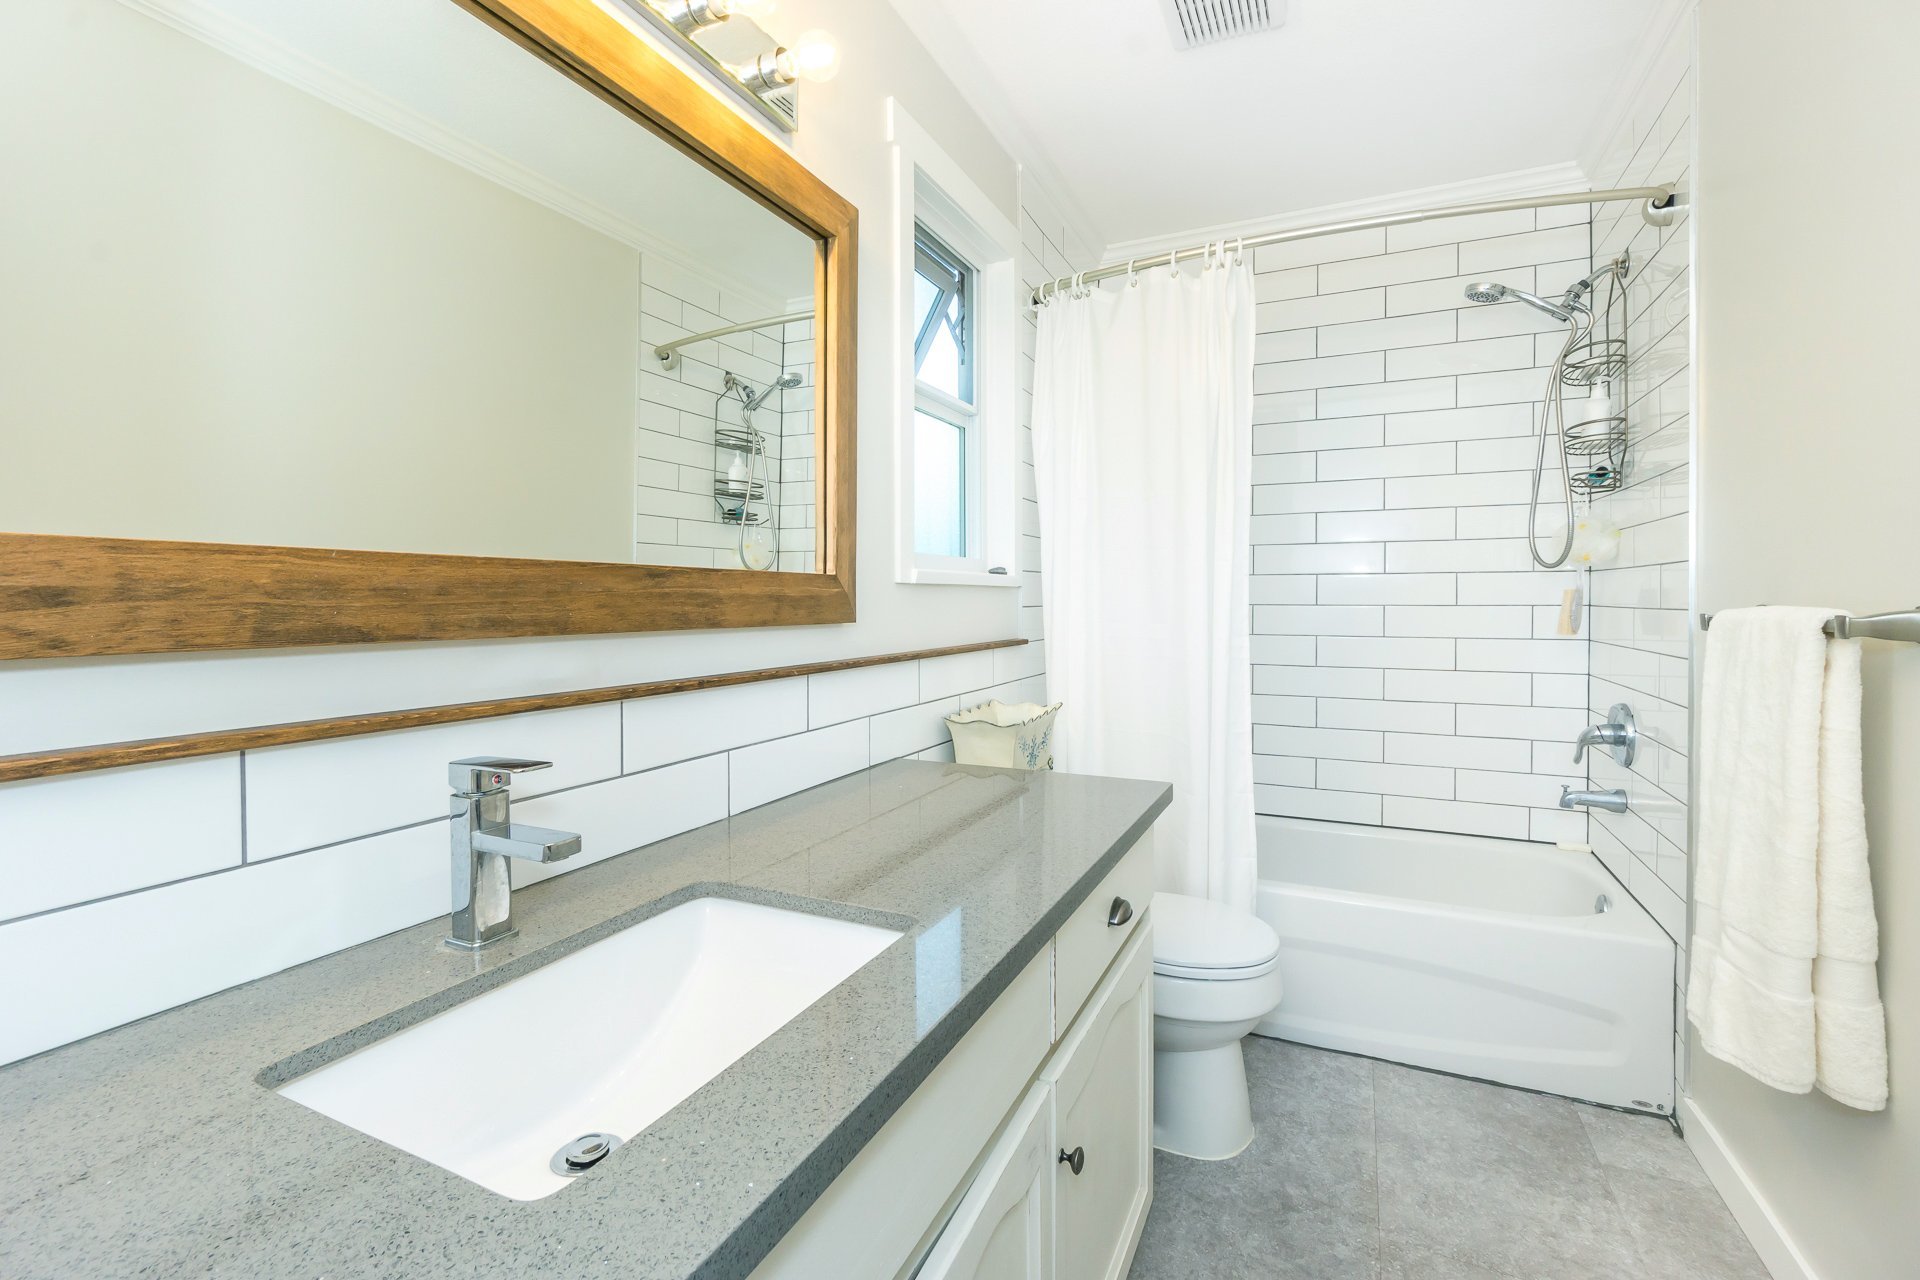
903, 565, 1022, 588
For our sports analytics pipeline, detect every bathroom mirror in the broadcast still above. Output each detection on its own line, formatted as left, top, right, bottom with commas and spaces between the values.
0, 0, 857, 658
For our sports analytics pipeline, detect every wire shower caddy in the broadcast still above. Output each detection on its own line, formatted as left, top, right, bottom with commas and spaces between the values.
1560, 254, 1630, 496
708, 371, 784, 572
713, 421, 770, 527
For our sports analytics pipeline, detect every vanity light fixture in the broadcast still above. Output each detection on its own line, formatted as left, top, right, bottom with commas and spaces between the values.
661, 0, 778, 34
734, 32, 840, 96
627, 0, 832, 130
737, 49, 793, 94
661, 0, 726, 32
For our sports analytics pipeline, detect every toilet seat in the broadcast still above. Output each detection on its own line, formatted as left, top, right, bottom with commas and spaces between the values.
1154, 954, 1279, 982
1150, 891, 1281, 981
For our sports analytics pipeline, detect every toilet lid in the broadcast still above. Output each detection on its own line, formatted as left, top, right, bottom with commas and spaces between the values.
1150, 891, 1281, 980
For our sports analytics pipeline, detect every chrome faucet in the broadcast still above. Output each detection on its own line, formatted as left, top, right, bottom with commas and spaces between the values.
447, 758, 582, 950
1573, 703, 1638, 767
1560, 785, 1630, 814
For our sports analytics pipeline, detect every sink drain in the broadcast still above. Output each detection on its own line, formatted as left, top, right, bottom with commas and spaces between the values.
551, 1132, 623, 1176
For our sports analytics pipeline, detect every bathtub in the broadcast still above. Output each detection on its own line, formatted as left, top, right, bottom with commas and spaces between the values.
1253, 815, 1676, 1113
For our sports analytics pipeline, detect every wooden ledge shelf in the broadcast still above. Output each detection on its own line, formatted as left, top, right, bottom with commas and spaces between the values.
0, 638, 1029, 784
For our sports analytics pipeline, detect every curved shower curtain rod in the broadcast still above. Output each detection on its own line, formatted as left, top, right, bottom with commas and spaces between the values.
1030, 184, 1680, 305
653, 309, 814, 371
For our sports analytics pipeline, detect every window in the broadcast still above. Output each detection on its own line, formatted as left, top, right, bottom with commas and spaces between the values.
889, 98, 1018, 587
911, 226, 976, 559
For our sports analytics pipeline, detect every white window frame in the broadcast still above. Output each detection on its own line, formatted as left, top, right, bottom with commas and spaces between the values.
910, 225, 978, 561
887, 99, 1019, 587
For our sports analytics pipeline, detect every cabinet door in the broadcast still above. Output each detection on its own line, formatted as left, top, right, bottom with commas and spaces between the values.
1048, 927, 1153, 1280
917, 1084, 1053, 1280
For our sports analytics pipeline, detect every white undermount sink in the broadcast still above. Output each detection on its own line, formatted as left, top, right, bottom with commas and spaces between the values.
277, 896, 902, 1200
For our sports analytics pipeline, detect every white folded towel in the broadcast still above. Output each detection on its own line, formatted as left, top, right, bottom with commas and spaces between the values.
1688, 606, 1888, 1110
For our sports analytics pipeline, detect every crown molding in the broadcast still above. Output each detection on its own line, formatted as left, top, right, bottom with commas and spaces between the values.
113, 0, 785, 317
1100, 161, 1592, 265
1578, 0, 1697, 185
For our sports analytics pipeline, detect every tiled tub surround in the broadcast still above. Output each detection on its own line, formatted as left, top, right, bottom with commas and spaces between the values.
1244, 204, 1597, 845
0, 648, 1048, 1067
0, 761, 1169, 1280
635, 255, 815, 571
1582, 17, 1695, 1090
775, 311, 818, 572
1583, 20, 1693, 950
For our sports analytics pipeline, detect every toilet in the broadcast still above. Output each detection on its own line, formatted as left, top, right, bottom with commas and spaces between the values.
1150, 891, 1284, 1161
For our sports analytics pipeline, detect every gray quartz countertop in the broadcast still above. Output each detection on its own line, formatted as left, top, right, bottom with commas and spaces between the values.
0, 760, 1170, 1279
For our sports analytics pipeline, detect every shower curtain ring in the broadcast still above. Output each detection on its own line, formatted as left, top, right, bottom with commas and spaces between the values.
1167, 248, 1178, 278
1127, 258, 1138, 288
1234, 236, 1244, 266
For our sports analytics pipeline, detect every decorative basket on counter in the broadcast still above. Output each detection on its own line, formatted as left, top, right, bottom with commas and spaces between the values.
945, 699, 1062, 770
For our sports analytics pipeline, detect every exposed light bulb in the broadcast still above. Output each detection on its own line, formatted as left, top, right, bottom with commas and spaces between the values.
786, 30, 841, 82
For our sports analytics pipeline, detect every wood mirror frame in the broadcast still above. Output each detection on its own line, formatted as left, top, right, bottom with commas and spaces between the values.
0, 0, 856, 662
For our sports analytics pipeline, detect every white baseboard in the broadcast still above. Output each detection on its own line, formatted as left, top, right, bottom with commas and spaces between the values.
1678, 1095, 1818, 1280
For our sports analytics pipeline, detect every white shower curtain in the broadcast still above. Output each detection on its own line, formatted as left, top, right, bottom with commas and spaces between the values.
1033, 251, 1257, 912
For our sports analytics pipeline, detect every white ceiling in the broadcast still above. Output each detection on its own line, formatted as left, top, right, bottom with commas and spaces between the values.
888, 0, 1666, 251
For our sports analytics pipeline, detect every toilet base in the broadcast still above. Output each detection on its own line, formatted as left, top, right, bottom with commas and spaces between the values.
1152, 1035, 1255, 1161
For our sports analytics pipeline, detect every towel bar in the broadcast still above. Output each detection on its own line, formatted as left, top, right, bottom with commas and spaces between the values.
1698, 609, 1920, 642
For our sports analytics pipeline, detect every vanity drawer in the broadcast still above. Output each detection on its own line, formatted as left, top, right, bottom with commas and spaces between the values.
1053, 830, 1152, 1038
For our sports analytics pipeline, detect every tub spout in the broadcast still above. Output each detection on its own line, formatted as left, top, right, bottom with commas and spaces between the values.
1560, 786, 1629, 814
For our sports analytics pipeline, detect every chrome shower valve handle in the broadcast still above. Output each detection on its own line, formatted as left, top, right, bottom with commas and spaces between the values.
1572, 704, 1638, 768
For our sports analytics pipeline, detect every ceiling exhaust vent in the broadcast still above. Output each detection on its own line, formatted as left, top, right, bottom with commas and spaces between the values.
1161, 0, 1286, 49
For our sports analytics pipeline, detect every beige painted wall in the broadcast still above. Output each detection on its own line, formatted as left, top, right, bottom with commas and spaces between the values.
0, 0, 639, 563
1693, 1, 1920, 1274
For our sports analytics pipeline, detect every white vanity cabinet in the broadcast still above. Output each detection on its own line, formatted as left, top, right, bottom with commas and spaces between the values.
915, 1085, 1054, 1280
919, 928, 1153, 1280
750, 834, 1155, 1280
1044, 929, 1153, 1280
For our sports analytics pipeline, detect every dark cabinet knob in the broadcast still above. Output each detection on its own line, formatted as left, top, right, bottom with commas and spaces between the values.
1058, 1146, 1085, 1175
1107, 897, 1134, 927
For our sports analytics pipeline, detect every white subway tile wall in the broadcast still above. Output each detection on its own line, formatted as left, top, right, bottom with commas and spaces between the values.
0, 184, 1085, 1068
1248, 207, 1594, 845
776, 315, 817, 572
0, 653, 1050, 1066
635, 254, 810, 570
1583, 19, 1695, 1089
1019, 182, 1091, 646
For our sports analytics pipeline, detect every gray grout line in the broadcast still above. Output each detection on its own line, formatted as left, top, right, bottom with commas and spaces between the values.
238, 751, 249, 866
0, 860, 260, 929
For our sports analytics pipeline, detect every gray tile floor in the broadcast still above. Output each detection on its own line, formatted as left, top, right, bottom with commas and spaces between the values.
1130, 1037, 1770, 1280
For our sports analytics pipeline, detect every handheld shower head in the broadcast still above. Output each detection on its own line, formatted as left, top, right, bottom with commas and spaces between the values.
1463, 280, 1574, 323
739, 371, 804, 414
